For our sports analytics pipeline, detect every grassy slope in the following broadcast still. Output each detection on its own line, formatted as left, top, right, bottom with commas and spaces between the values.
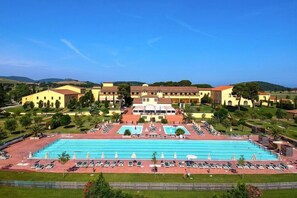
1, 171, 297, 183
0, 187, 296, 198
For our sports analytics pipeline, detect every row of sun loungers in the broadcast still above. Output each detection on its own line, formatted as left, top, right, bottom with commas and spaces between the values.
237, 162, 288, 170
31, 161, 55, 170
192, 125, 204, 136
75, 160, 144, 168
201, 122, 219, 135
0, 150, 10, 160
101, 124, 113, 133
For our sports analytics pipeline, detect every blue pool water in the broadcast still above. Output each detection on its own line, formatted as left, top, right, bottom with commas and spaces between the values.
117, 125, 143, 134
163, 126, 190, 135
33, 139, 278, 161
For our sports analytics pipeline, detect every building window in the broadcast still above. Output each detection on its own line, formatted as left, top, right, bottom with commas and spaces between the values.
142, 99, 145, 102
44, 97, 46, 100
154, 98, 157, 102
132, 92, 134, 95
59, 97, 61, 100
37, 96, 39, 99
51, 97, 53, 100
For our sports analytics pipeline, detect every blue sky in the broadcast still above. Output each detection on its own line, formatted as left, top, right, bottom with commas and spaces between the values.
0, 0, 296, 87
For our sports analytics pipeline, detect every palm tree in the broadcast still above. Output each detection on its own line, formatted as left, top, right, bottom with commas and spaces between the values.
31, 124, 43, 137
268, 125, 284, 140
237, 155, 245, 179
151, 152, 157, 173
58, 151, 70, 177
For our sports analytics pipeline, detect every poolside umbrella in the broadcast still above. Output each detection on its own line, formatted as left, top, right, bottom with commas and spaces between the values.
72, 152, 76, 160
86, 152, 90, 160
161, 152, 165, 159
208, 153, 211, 160
45, 152, 49, 159
187, 154, 197, 160
173, 152, 177, 159
232, 154, 236, 161
101, 152, 105, 159
115, 152, 118, 159
29, 152, 32, 159
131, 152, 137, 159
252, 154, 257, 161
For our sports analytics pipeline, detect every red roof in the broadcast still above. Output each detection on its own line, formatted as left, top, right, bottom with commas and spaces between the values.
212, 86, 233, 91
52, 89, 79, 95
258, 92, 270, 95
101, 86, 118, 92
131, 86, 199, 93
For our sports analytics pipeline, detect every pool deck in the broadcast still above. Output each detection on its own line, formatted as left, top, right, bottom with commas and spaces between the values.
1, 123, 297, 174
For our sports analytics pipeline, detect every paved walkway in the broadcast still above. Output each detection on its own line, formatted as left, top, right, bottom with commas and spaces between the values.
1, 180, 297, 190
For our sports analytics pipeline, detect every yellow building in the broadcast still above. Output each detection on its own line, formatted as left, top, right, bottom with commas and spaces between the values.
211, 86, 253, 107
130, 84, 211, 104
98, 82, 119, 103
22, 85, 83, 108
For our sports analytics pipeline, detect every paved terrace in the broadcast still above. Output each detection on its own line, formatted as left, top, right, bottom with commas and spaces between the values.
0, 123, 297, 174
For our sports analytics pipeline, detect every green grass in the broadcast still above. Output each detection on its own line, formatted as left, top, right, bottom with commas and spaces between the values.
270, 91, 297, 100
1, 171, 297, 183
124, 189, 297, 198
199, 104, 213, 113
4, 106, 25, 114
0, 186, 296, 198
214, 123, 252, 135
0, 186, 83, 198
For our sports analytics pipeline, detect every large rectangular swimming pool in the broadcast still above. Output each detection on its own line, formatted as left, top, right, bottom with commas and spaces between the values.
33, 139, 278, 161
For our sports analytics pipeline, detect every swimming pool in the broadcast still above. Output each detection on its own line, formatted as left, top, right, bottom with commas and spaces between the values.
163, 126, 190, 135
117, 125, 143, 134
33, 139, 278, 161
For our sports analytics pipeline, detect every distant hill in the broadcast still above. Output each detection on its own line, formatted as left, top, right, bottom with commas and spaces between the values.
37, 78, 66, 83
0, 76, 35, 82
0, 77, 21, 84
235, 81, 289, 91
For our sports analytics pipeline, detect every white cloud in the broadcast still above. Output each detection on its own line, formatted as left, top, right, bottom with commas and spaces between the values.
60, 39, 96, 63
166, 15, 217, 38
147, 36, 163, 47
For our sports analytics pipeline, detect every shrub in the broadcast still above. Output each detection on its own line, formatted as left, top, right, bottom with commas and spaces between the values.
124, 129, 131, 136
137, 117, 145, 123
60, 115, 71, 126
175, 128, 185, 136
4, 118, 18, 132
294, 117, 297, 124
161, 118, 168, 124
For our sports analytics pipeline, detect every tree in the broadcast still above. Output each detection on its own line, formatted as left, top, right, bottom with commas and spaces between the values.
79, 90, 94, 107
175, 128, 185, 136
275, 108, 287, 119
4, 118, 18, 132
33, 116, 43, 124
31, 124, 43, 137
118, 83, 132, 107
0, 84, 8, 107
19, 115, 32, 129
294, 96, 297, 109
67, 98, 77, 111
178, 80, 192, 86
183, 105, 194, 123
222, 119, 231, 132
73, 115, 85, 128
124, 129, 131, 136
55, 100, 61, 109
268, 125, 283, 140
137, 117, 145, 123
29, 101, 34, 109
84, 173, 143, 198
88, 103, 100, 116
38, 100, 43, 108
58, 151, 70, 178
0, 128, 7, 140
237, 155, 246, 179
23, 102, 30, 111
161, 118, 168, 124
9, 84, 32, 102
201, 93, 212, 104
245, 82, 260, 108
294, 117, 297, 124
46, 100, 50, 108
152, 151, 158, 173
237, 119, 246, 131
213, 108, 229, 123
60, 115, 71, 126
232, 83, 248, 110
104, 97, 109, 109
214, 182, 261, 198
111, 112, 121, 122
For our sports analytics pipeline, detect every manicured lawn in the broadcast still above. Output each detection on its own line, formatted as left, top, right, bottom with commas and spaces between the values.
0, 186, 83, 198
270, 91, 297, 100
0, 186, 296, 198
1, 171, 297, 183
214, 123, 252, 135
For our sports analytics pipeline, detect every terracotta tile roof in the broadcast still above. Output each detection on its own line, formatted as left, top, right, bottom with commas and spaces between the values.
141, 95, 159, 98
212, 86, 233, 91
101, 86, 118, 92
51, 89, 79, 95
57, 85, 86, 90
130, 86, 199, 93
197, 88, 212, 91
258, 92, 270, 95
